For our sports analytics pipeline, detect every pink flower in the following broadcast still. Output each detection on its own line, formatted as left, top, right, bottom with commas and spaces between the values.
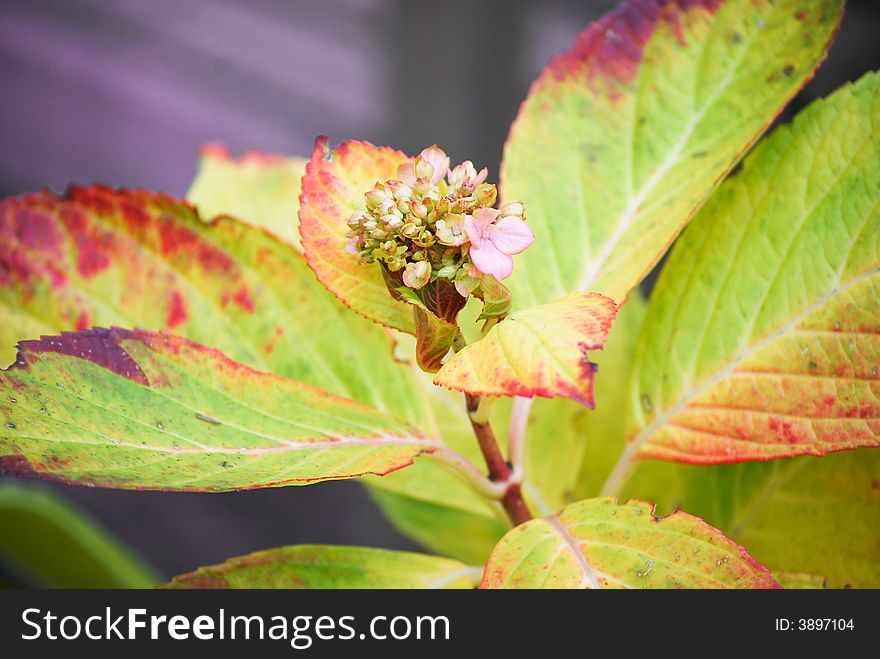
345, 235, 361, 255
463, 208, 535, 280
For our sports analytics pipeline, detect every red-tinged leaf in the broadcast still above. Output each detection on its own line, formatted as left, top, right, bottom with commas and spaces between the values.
501, 0, 844, 308
0, 328, 440, 491
624, 448, 880, 588
0, 186, 434, 432
622, 71, 880, 466
299, 137, 415, 333
480, 498, 780, 589
434, 292, 617, 406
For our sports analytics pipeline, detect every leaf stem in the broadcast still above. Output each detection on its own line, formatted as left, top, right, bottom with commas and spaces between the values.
425, 446, 507, 500
507, 396, 533, 473
449, 331, 532, 525
599, 442, 638, 498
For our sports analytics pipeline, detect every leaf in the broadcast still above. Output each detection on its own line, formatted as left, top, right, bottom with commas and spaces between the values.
774, 572, 827, 589
186, 144, 307, 248
434, 292, 617, 406
480, 498, 779, 589
0, 328, 438, 491
0, 480, 158, 587
0, 185, 502, 558
299, 137, 415, 333
413, 306, 459, 373
476, 276, 512, 321
165, 545, 478, 589
367, 479, 508, 565
570, 293, 647, 500
625, 71, 880, 464
395, 286, 460, 373
501, 0, 844, 307
624, 448, 880, 588
510, 294, 647, 515
0, 186, 432, 431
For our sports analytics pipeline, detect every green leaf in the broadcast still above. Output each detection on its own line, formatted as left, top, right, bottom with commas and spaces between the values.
299, 137, 415, 333
367, 480, 508, 565
480, 498, 779, 589
624, 448, 880, 588
0, 480, 158, 587
623, 71, 880, 466
435, 292, 617, 406
412, 306, 459, 373
186, 144, 307, 249
476, 276, 512, 321
165, 545, 478, 589
0, 186, 432, 432
502, 0, 843, 307
396, 286, 460, 374
0, 328, 438, 491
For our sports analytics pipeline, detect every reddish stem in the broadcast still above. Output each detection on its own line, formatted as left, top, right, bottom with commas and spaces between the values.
465, 393, 533, 526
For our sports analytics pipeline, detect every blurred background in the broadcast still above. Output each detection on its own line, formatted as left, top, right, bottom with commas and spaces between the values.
1, 0, 879, 585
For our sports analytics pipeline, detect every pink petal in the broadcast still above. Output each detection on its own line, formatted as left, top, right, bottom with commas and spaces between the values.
463, 214, 482, 247
472, 206, 500, 229
470, 241, 514, 280
419, 145, 450, 184
345, 236, 360, 255
397, 161, 416, 186
489, 216, 535, 255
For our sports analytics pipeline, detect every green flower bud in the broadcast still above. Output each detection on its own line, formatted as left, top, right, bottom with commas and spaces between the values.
474, 183, 497, 207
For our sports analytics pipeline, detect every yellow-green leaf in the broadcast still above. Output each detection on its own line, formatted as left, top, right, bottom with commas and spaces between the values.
624, 448, 880, 588
480, 498, 779, 589
186, 144, 307, 248
502, 0, 843, 307
0, 328, 438, 491
435, 292, 617, 406
623, 71, 880, 467
166, 545, 478, 589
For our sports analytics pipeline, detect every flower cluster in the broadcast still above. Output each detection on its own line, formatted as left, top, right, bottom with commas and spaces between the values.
346, 146, 534, 296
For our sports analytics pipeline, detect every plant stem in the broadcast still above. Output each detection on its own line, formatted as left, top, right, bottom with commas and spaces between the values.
465, 393, 532, 525
507, 397, 533, 473
599, 442, 638, 498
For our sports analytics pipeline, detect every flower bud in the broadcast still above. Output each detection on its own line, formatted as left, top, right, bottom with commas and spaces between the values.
402, 260, 431, 289
381, 214, 404, 229
474, 183, 497, 207
347, 210, 369, 231
364, 186, 387, 210
414, 158, 435, 181
499, 200, 526, 218
417, 145, 450, 185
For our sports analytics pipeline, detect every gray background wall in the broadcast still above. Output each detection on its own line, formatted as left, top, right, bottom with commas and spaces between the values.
1, 0, 878, 581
